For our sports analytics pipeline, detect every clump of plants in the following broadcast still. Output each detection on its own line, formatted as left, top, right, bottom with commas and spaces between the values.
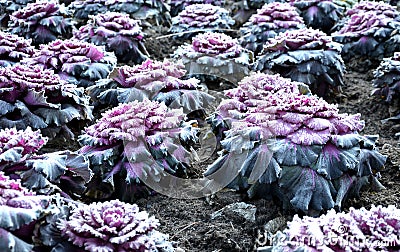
205, 73, 386, 214
78, 99, 198, 201
332, 1, 400, 70
239, 2, 305, 56
73, 12, 149, 64
372, 52, 400, 122
256, 28, 345, 98
169, 4, 235, 39
228, 0, 287, 25
23, 39, 117, 88
0, 171, 52, 251
8, 0, 74, 45
0, 127, 92, 198
69, 0, 171, 26
0, 64, 93, 138
56, 199, 175, 252
289, 0, 342, 34
88, 59, 215, 116
173, 32, 253, 85
0, 31, 35, 67
260, 205, 400, 251
0, 0, 35, 27
169, 0, 225, 17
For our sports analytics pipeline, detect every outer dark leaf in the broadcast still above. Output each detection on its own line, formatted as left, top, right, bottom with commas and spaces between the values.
279, 166, 336, 212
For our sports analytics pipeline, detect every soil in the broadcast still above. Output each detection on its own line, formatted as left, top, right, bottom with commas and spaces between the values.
48, 25, 400, 252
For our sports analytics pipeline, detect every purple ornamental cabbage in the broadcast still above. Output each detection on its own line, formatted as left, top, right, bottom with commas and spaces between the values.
0, 171, 51, 252
239, 2, 305, 56
289, 0, 342, 34
169, 4, 235, 39
57, 199, 175, 252
78, 99, 198, 201
256, 28, 345, 98
0, 127, 47, 166
173, 32, 253, 85
205, 73, 386, 214
69, 0, 171, 26
0, 127, 92, 198
226, 0, 284, 25
260, 205, 400, 251
332, 1, 399, 33
23, 39, 117, 87
169, 0, 225, 17
0, 64, 93, 139
87, 59, 215, 115
0, 31, 35, 68
372, 52, 400, 122
0, 0, 35, 28
73, 12, 149, 64
8, 0, 74, 45
332, 2, 400, 69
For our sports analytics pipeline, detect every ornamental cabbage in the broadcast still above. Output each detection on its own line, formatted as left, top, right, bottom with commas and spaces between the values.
73, 12, 149, 64
228, 0, 286, 25
0, 171, 51, 252
239, 2, 305, 56
0, 31, 35, 68
256, 28, 345, 98
372, 52, 400, 122
169, 0, 225, 17
23, 39, 117, 88
87, 59, 215, 115
69, 0, 171, 26
0, 127, 47, 165
260, 205, 400, 251
289, 0, 342, 34
173, 32, 253, 85
169, 4, 235, 39
332, 1, 400, 70
0, 64, 93, 139
57, 199, 175, 252
0, 127, 92, 198
78, 99, 198, 201
0, 0, 35, 28
205, 73, 386, 214
8, 0, 74, 45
